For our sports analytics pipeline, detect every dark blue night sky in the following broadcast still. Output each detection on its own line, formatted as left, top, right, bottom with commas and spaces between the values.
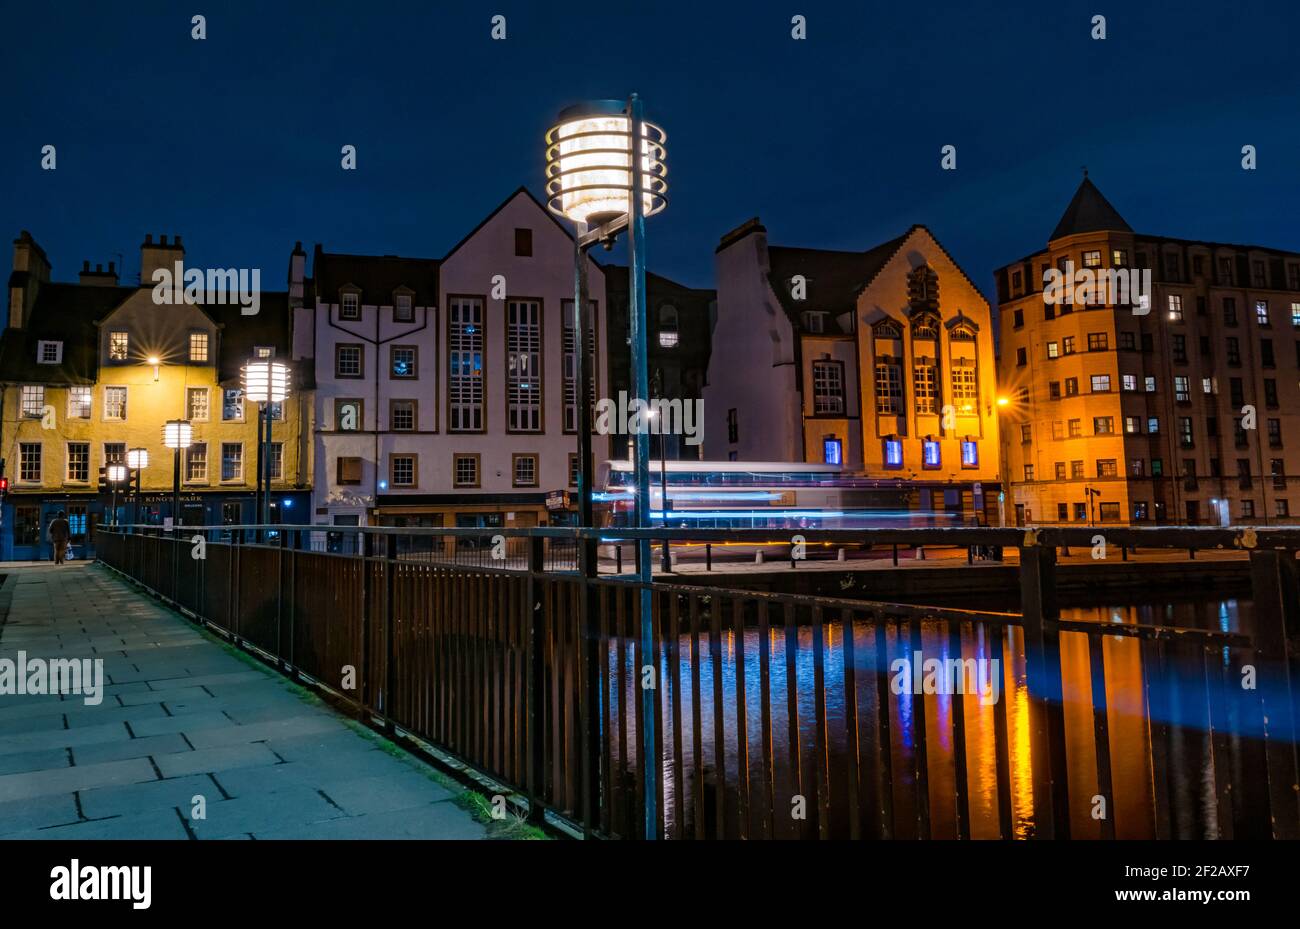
3, 0, 1298, 305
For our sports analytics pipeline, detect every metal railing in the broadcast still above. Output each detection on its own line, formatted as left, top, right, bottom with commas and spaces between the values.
94, 523, 1300, 840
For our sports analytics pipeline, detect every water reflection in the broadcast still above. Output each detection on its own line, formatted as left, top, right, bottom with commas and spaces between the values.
604, 598, 1253, 839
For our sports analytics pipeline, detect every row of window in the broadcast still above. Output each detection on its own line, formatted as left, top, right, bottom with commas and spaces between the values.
100, 331, 230, 364
858, 361, 978, 416
13, 441, 281, 485
879, 438, 980, 469
1012, 251, 1300, 298
1025, 413, 1285, 446
335, 298, 596, 434
1022, 455, 1289, 483
335, 452, 581, 490
17, 385, 278, 423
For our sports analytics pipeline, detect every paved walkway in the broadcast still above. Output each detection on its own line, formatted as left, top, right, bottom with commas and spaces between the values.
0, 562, 486, 839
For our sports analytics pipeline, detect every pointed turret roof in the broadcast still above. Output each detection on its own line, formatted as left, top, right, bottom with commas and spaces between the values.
1049, 176, 1132, 241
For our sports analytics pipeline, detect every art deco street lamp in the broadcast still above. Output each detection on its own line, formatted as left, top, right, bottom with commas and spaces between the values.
162, 420, 193, 530
241, 359, 290, 532
127, 447, 149, 526
545, 95, 668, 839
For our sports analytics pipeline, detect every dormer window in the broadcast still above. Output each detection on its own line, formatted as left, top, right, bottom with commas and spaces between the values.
37, 340, 63, 364
394, 293, 414, 323
109, 331, 129, 361
189, 331, 209, 363
254, 345, 275, 359
340, 291, 361, 320
802, 311, 827, 333
658, 304, 679, 348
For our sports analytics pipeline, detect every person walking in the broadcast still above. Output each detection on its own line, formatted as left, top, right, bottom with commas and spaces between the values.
48, 510, 71, 565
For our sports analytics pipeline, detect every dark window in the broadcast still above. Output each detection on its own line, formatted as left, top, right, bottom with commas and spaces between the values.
1261, 339, 1275, 368
514, 228, 533, 257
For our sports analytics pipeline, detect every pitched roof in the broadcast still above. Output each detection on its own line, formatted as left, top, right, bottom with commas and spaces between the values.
601, 263, 715, 299
0, 282, 131, 384
766, 233, 910, 325
312, 250, 439, 307
204, 292, 310, 387
1049, 177, 1132, 240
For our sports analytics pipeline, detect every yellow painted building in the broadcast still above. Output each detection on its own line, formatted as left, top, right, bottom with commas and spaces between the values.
1, 231, 313, 559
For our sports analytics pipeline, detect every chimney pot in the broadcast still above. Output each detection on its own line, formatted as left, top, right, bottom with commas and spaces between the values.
174, 235, 182, 246
83, 260, 90, 271
96, 263, 103, 272
108, 261, 116, 273
159, 234, 168, 246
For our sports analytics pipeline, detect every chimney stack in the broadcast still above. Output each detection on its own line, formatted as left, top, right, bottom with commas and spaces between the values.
80, 259, 120, 287
9, 230, 52, 330
140, 232, 185, 284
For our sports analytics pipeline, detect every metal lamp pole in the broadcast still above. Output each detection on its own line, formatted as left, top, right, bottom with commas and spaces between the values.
547, 94, 666, 839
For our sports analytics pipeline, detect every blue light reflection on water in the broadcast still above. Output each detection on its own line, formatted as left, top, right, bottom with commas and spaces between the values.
598, 597, 1256, 839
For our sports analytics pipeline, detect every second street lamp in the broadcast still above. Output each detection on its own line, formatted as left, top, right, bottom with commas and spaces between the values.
127, 447, 148, 526
162, 420, 193, 530
545, 94, 668, 839
241, 359, 290, 534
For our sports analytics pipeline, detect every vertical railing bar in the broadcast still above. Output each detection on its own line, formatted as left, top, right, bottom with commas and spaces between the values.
689, 593, 705, 840
1088, 631, 1116, 840
841, 607, 861, 840
784, 601, 802, 840
732, 598, 750, 840
758, 599, 775, 840
949, 616, 970, 840
909, 616, 931, 840
811, 604, 830, 840
669, 593, 685, 840
874, 617, 894, 840
990, 621, 1013, 840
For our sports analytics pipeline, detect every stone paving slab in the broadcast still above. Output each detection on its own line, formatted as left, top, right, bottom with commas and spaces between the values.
0, 563, 486, 840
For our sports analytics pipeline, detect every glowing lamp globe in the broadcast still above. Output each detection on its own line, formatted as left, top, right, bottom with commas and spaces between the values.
127, 447, 149, 469
163, 420, 193, 450
241, 360, 290, 404
106, 464, 128, 483
545, 100, 667, 227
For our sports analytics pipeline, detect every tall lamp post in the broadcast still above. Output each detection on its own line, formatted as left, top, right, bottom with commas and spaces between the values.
241, 359, 291, 534
127, 447, 148, 526
162, 420, 193, 531
545, 95, 668, 839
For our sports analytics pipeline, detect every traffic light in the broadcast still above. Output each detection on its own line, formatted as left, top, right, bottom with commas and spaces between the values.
0, 476, 8, 497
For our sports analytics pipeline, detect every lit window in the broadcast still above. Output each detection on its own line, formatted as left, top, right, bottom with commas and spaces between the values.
1046, 341, 1059, 359
1256, 301, 1270, 326
1174, 376, 1190, 402
961, 441, 978, 468
109, 331, 129, 361
1082, 250, 1101, 268
254, 345, 275, 358
923, 440, 940, 468
1167, 295, 1183, 321
104, 386, 127, 421
390, 345, 417, 379
67, 386, 92, 419
21, 385, 44, 418
951, 364, 978, 414
223, 389, 244, 421
189, 332, 209, 362
1090, 374, 1110, 393
883, 439, 903, 468
823, 438, 842, 466
187, 387, 209, 421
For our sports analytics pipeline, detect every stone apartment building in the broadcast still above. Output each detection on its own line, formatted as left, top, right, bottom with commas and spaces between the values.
705, 218, 1002, 523
996, 176, 1300, 526
299, 188, 608, 532
0, 231, 313, 560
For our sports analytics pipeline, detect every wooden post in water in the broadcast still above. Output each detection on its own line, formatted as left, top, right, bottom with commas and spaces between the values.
1018, 541, 1070, 838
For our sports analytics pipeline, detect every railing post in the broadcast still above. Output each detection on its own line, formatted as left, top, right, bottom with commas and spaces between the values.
383, 533, 398, 732
1247, 548, 1300, 838
579, 532, 601, 835
1018, 541, 1070, 838
526, 534, 546, 825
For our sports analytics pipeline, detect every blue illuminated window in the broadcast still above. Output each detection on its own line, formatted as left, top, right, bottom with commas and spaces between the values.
823, 438, 842, 465
961, 440, 979, 467
884, 439, 903, 469
923, 440, 940, 468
